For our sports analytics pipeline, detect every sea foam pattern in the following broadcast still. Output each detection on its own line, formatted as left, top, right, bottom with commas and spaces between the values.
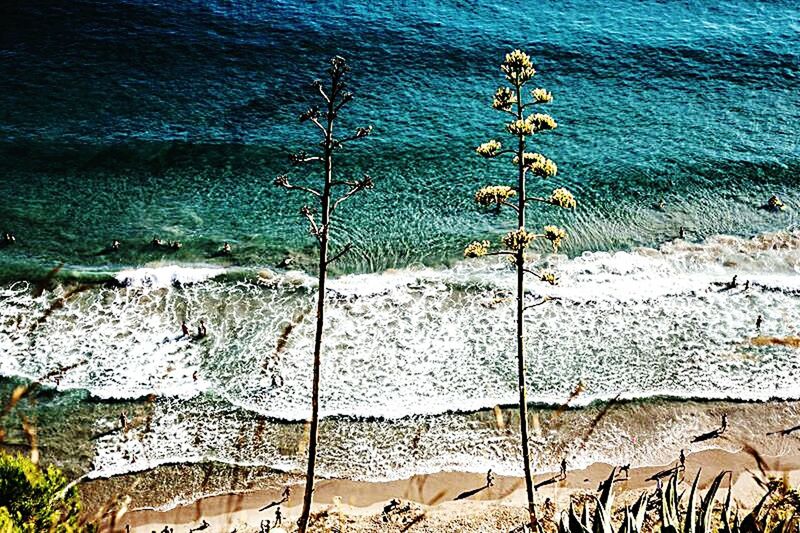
3, 231, 800, 421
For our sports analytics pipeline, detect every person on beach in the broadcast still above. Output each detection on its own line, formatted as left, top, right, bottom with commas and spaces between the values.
620, 463, 630, 479
679, 226, 686, 239
282, 486, 291, 501
744, 280, 750, 291
181, 321, 190, 337
721, 413, 728, 433
679, 449, 685, 470
120, 411, 128, 431
756, 314, 763, 331
197, 320, 207, 338
486, 469, 495, 487
275, 507, 282, 526
260, 519, 271, 533
193, 370, 198, 381
726, 275, 738, 290
560, 458, 567, 479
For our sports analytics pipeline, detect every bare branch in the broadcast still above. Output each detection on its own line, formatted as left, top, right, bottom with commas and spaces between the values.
499, 199, 520, 213
300, 206, 321, 242
525, 196, 551, 205
334, 92, 354, 113
311, 80, 330, 103
274, 175, 322, 197
486, 250, 515, 257
289, 151, 323, 165
523, 296, 559, 311
308, 117, 327, 135
326, 243, 353, 266
331, 175, 374, 213
334, 126, 373, 147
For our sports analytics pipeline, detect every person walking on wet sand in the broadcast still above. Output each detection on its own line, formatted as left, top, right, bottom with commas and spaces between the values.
486, 469, 495, 488
756, 314, 763, 331
260, 519, 271, 533
619, 463, 630, 479
560, 458, 567, 479
275, 507, 282, 526
282, 486, 291, 501
721, 413, 728, 433
679, 449, 685, 470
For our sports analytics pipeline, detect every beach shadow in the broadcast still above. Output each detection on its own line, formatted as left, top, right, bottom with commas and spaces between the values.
645, 466, 680, 482
692, 428, 724, 443
453, 483, 491, 501
258, 495, 288, 512
534, 475, 562, 490
767, 423, 800, 436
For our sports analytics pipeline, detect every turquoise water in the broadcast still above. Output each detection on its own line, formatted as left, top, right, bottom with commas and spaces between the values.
1, 0, 800, 483
1, 0, 798, 277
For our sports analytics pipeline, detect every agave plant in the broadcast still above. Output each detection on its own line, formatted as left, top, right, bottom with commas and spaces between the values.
558, 468, 796, 533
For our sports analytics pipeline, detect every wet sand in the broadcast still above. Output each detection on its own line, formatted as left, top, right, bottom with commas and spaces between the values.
87, 444, 800, 532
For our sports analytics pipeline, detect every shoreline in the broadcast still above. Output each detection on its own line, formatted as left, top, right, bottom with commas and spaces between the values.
90, 446, 800, 532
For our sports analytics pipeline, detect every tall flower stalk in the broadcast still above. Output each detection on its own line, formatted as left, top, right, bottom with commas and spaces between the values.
466, 50, 575, 528
275, 56, 373, 533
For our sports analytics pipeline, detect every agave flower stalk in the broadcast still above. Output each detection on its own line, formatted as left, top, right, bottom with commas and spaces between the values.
275, 56, 374, 533
465, 49, 576, 528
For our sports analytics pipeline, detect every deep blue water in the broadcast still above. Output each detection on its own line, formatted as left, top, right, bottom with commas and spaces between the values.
1, 0, 798, 278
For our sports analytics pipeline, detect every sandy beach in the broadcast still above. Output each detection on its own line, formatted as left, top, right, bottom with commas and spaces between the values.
87, 441, 800, 532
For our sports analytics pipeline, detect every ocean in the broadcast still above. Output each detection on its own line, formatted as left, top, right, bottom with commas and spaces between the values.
1, 0, 800, 496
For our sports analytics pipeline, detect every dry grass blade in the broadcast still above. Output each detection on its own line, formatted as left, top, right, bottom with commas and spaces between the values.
32, 263, 64, 298
20, 415, 39, 465
3, 385, 30, 415
750, 336, 800, 348
554, 381, 585, 419
741, 442, 770, 480
578, 393, 621, 451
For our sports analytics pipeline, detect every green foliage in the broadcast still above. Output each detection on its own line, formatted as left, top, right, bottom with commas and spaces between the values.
557, 468, 797, 533
0, 452, 88, 533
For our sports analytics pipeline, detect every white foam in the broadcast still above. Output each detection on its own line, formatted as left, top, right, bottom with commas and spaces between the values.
115, 265, 227, 288
2, 230, 800, 420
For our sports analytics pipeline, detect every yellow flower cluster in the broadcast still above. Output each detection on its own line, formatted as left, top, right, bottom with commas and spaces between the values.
531, 88, 553, 104
506, 119, 532, 136
538, 271, 559, 285
464, 240, 490, 258
502, 228, 536, 251
476, 140, 502, 158
528, 113, 557, 133
475, 185, 516, 206
543, 225, 567, 252
512, 152, 558, 178
501, 49, 536, 86
549, 188, 576, 209
492, 87, 516, 111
